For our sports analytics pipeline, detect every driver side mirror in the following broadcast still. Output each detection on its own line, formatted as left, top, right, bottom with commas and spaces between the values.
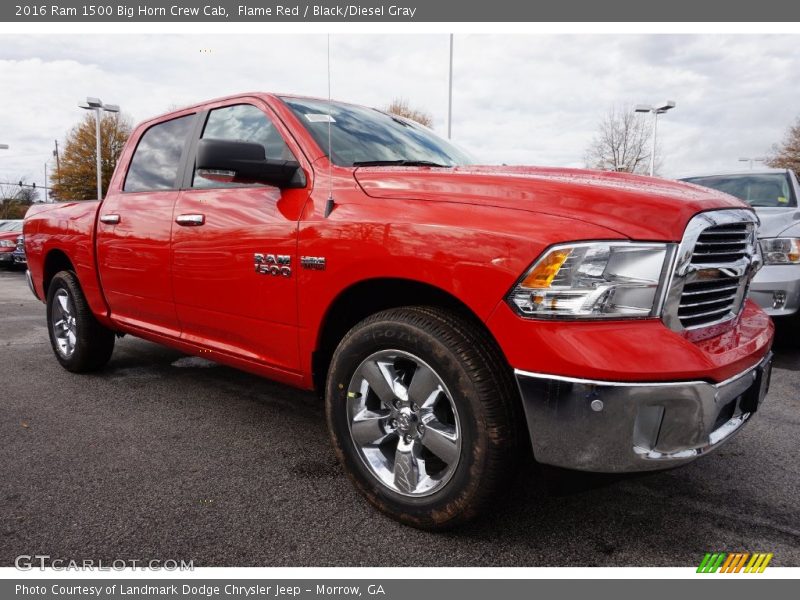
195, 138, 306, 188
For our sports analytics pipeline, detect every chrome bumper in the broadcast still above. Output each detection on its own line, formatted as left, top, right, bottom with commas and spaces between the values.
514, 352, 773, 472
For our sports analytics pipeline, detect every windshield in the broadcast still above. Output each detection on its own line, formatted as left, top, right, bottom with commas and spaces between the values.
683, 173, 797, 208
0, 221, 22, 232
281, 97, 474, 167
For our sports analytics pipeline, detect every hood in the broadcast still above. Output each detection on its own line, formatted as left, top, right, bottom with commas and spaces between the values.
753, 207, 800, 237
0, 230, 21, 242
354, 166, 748, 241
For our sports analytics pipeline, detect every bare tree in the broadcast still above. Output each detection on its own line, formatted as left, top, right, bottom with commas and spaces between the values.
0, 180, 20, 202
385, 98, 434, 128
0, 177, 39, 218
16, 184, 39, 204
766, 117, 800, 174
585, 105, 658, 175
0, 177, 39, 204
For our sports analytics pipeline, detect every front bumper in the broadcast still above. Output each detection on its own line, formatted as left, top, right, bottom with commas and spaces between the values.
0, 251, 14, 264
748, 263, 800, 316
515, 352, 773, 473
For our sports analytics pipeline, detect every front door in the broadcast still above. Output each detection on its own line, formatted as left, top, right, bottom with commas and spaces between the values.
171, 102, 310, 373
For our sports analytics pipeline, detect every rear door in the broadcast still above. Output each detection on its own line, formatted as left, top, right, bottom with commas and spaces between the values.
171, 101, 311, 372
96, 113, 196, 336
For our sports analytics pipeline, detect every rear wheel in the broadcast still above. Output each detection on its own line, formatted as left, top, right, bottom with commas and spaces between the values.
325, 306, 522, 529
46, 271, 115, 372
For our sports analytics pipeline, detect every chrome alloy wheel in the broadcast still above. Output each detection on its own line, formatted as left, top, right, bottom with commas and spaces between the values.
346, 349, 462, 497
51, 288, 77, 358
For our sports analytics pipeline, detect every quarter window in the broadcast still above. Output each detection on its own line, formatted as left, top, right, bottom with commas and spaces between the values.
124, 115, 194, 192
193, 104, 294, 188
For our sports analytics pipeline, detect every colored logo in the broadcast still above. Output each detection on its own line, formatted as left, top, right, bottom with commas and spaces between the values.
697, 552, 773, 573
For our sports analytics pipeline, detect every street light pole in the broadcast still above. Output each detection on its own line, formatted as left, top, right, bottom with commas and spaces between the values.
79, 97, 120, 201
447, 34, 453, 140
635, 101, 676, 177
0, 146, 8, 216
94, 110, 101, 199
650, 111, 659, 177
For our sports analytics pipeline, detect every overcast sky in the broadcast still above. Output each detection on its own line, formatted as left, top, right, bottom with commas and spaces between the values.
1, 34, 798, 191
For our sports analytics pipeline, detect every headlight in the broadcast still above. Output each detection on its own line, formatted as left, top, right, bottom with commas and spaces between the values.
0, 240, 15, 248
759, 238, 800, 265
507, 241, 673, 319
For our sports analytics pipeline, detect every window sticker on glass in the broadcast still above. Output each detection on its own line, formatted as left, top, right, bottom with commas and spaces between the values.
304, 113, 336, 123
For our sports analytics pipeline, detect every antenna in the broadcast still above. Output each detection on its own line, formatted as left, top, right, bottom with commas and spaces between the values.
324, 34, 335, 218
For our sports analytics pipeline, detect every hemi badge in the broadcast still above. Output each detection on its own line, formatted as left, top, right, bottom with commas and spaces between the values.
301, 256, 326, 271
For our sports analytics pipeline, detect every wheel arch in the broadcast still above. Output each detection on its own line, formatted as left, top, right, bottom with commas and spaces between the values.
311, 277, 511, 395
42, 248, 76, 298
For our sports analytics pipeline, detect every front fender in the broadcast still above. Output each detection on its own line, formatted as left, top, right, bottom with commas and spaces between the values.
295, 199, 627, 376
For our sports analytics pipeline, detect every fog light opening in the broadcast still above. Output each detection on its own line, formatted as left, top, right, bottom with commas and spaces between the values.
772, 290, 787, 310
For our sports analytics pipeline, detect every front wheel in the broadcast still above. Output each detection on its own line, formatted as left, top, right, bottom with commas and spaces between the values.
325, 307, 522, 529
46, 270, 115, 372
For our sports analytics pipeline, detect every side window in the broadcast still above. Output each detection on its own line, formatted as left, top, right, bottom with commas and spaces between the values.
123, 114, 194, 192
193, 104, 294, 188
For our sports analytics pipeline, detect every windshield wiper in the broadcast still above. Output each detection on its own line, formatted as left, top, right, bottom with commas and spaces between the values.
352, 160, 450, 168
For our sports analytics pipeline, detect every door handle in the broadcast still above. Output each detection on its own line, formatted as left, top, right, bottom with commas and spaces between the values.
175, 214, 205, 226
99, 214, 120, 225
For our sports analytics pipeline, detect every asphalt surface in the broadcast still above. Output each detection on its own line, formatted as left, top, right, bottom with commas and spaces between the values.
1, 268, 798, 567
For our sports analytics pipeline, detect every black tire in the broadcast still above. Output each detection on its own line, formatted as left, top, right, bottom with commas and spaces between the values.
46, 270, 115, 372
325, 306, 523, 529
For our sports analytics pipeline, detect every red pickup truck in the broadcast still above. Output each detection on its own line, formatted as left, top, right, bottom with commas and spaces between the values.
24, 93, 774, 529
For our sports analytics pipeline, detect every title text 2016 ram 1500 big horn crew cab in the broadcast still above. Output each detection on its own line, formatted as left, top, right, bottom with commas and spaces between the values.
24, 94, 774, 529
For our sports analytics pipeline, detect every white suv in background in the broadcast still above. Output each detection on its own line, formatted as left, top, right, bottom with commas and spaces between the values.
682, 168, 800, 332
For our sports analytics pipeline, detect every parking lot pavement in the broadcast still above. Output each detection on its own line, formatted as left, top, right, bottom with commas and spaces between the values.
1, 268, 798, 567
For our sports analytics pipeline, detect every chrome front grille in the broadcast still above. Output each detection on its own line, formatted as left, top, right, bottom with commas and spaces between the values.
691, 223, 751, 264
663, 209, 760, 340
678, 276, 742, 328
16, 235, 24, 252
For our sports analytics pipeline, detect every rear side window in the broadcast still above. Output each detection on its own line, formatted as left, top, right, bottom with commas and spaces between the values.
124, 115, 195, 192
193, 104, 294, 188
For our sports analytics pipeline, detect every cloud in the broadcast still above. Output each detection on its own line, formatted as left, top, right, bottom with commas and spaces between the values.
0, 33, 798, 189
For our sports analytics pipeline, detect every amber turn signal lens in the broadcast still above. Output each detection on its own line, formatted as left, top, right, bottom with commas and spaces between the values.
520, 249, 571, 289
